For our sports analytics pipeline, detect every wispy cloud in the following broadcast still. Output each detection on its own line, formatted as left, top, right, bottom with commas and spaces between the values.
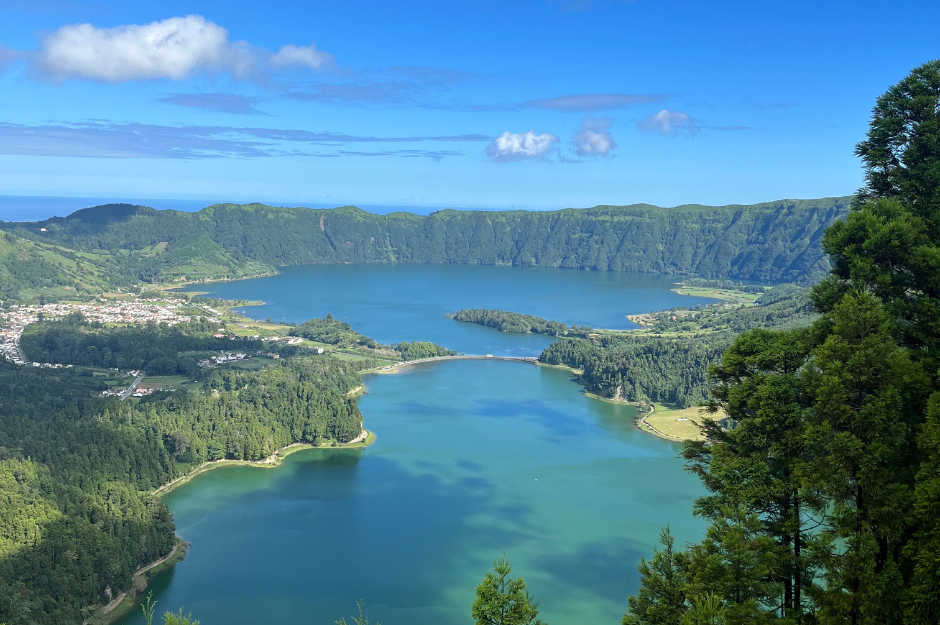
21, 15, 333, 82
158, 93, 269, 115
548, 0, 635, 12
638, 109, 700, 136
574, 116, 616, 156
525, 93, 668, 112
285, 65, 479, 106
0, 121, 490, 160
0, 44, 24, 71
743, 97, 797, 110
337, 149, 464, 161
486, 130, 559, 162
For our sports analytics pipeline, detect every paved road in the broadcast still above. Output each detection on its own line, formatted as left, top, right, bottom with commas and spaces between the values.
378, 354, 539, 372
14, 339, 27, 365
120, 373, 145, 401
406, 354, 538, 364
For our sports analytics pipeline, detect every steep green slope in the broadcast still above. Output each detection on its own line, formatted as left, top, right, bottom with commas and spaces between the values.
5, 197, 851, 291
0, 231, 114, 303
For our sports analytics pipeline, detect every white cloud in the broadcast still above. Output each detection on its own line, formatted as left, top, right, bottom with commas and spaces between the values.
574, 116, 616, 156
31, 15, 333, 82
486, 130, 558, 162
270, 44, 334, 71
637, 109, 700, 136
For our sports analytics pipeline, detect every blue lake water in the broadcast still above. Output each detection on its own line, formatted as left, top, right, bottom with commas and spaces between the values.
115, 265, 711, 625
184, 264, 711, 356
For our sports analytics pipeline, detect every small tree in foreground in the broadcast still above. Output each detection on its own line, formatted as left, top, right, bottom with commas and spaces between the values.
141, 593, 200, 625
472, 557, 545, 625
623, 527, 688, 625
336, 600, 379, 625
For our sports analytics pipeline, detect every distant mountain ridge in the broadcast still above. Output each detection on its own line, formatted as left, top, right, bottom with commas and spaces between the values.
0, 197, 852, 302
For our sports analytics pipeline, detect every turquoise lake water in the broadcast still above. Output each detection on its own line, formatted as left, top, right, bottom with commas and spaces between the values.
116, 265, 711, 625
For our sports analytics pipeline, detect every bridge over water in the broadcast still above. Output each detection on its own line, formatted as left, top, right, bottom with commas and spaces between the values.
370, 354, 539, 373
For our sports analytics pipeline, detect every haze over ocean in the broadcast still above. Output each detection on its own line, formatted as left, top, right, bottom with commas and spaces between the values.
0, 196, 474, 222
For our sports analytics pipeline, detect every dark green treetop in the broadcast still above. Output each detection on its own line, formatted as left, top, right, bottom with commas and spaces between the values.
471, 558, 545, 625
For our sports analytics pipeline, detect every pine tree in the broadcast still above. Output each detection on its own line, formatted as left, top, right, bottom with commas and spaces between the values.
471, 558, 544, 625
802, 292, 927, 625
623, 527, 688, 625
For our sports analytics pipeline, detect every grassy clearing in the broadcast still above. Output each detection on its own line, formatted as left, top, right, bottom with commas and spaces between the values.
141, 375, 200, 390
672, 286, 763, 305
220, 357, 276, 371
536, 361, 583, 375
330, 351, 384, 363
639, 404, 710, 441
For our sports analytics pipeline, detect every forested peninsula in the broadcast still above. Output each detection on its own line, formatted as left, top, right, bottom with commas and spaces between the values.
0, 196, 849, 303
447, 308, 593, 337
449, 284, 815, 408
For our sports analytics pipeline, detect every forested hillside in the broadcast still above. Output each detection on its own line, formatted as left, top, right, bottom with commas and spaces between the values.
0, 196, 850, 302
20, 314, 270, 375
539, 286, 816, 407
0, 322, 364, 625
0, 231, 114, 303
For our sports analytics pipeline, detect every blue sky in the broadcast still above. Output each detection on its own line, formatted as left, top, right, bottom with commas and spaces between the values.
0, 0, 938, 212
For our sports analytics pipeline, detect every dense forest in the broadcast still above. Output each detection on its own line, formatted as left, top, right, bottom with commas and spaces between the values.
448, 308, 593, 337
20, 314, 271, 375
537, 285, 816, 407
0, 195, 850, 303
622, 60, 940, 625
0, 322, 364, 625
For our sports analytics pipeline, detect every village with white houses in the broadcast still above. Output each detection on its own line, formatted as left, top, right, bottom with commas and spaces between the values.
0, 297, 321, 402
0, 299, 204, 366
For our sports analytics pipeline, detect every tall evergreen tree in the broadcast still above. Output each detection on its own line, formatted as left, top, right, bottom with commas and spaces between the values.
626, 59, 940, 625
471, 558, 544, 625
623, 528, 688, 625
686, 328, 815, 622
802, 292, 927, 625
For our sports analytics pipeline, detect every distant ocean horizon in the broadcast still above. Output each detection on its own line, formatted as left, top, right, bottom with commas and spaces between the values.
0, 195, 556, 222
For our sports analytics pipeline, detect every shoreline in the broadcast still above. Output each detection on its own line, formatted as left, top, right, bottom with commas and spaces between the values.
634, 404, 684, 442
160, 269, 280, 291
580, 391, 704, 442
154, 429, 376, 498
85, 538, 189, 625
86, 430, 377, 622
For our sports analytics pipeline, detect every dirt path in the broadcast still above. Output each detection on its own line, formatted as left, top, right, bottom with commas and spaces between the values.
638, 404, 686, 441
346, 428, 368, 444
98, 543, 180, 617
